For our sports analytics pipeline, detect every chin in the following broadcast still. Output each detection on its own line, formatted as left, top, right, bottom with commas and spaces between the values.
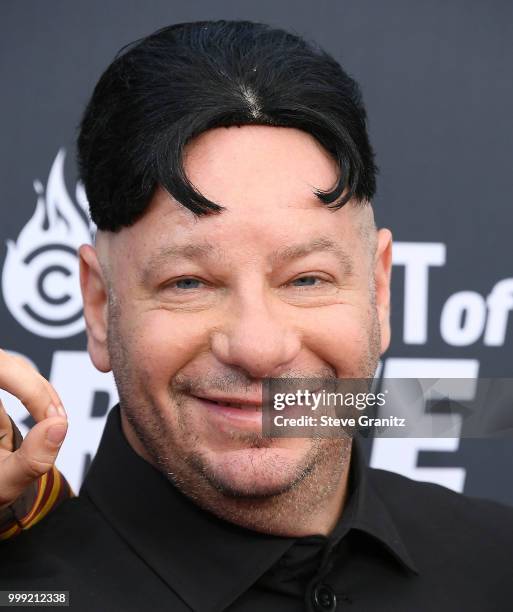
199, 445, 312, 498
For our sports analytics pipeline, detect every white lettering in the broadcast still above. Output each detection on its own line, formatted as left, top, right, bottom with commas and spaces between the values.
440, 291, 486, 346
393, 242, 446, 345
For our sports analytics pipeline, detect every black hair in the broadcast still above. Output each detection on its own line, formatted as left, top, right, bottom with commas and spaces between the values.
77, 20, 377, 232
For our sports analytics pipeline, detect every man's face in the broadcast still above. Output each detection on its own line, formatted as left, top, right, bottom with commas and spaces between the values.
80, 125, 391, 521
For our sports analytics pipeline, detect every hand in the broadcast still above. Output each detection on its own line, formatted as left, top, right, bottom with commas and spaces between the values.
0, 349, 68, 510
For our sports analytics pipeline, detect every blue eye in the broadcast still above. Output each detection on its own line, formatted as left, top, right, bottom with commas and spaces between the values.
175, 278, 202, 289
292, 276, 319, 287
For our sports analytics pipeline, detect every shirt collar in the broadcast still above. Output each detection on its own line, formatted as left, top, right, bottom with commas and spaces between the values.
340, 436, 419, 575
81, 405, 417, 612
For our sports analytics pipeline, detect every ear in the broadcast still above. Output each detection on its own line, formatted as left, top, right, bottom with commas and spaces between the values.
374, 229, 393, 354
78, 244, 111, 372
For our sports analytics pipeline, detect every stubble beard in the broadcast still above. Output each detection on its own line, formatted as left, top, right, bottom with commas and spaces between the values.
107, 293, 382, 535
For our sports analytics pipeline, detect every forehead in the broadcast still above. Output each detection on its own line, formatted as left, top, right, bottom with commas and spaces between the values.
183, 124, 339, 207
105, 125, 367, 266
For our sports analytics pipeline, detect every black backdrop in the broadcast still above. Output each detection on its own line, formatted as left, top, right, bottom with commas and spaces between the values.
1, 0, 512, 504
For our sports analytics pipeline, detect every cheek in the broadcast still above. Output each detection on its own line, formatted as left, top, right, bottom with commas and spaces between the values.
124, 310, 210, 390
301, 304, 374, 373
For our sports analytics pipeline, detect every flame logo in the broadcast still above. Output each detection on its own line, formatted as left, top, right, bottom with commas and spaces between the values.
1, 149, 95, 338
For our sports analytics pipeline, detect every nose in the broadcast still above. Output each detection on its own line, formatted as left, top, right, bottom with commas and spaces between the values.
210, 294, 301, 379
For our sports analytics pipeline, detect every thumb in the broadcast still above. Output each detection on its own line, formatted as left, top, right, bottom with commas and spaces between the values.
0, 416, 68, 507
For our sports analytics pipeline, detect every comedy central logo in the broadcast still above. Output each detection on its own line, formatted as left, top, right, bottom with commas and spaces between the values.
1, 149, 95, 338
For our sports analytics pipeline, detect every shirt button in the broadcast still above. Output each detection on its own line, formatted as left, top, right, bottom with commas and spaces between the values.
311, 583, 337, 611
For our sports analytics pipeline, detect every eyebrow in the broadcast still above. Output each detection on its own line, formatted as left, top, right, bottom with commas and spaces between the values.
142, 235, 354, 282
141, 243, 220, 283
269, 237, 354, 276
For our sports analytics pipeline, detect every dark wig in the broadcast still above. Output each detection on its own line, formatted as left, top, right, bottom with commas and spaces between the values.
77, 20, 377, 232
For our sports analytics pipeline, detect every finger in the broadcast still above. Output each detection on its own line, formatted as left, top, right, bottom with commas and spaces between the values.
0, 398, 14, 451
36, 374, 66, 419
10, 355, 65, 414
0, 416, 68, 507
0, 349, 65, 422
5, 352, 64, 413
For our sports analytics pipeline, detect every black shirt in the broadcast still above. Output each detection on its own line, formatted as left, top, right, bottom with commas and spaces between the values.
2, 404, 513, 611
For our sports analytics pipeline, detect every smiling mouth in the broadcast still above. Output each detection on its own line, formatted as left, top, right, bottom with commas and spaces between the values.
194, 396, 262, 411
